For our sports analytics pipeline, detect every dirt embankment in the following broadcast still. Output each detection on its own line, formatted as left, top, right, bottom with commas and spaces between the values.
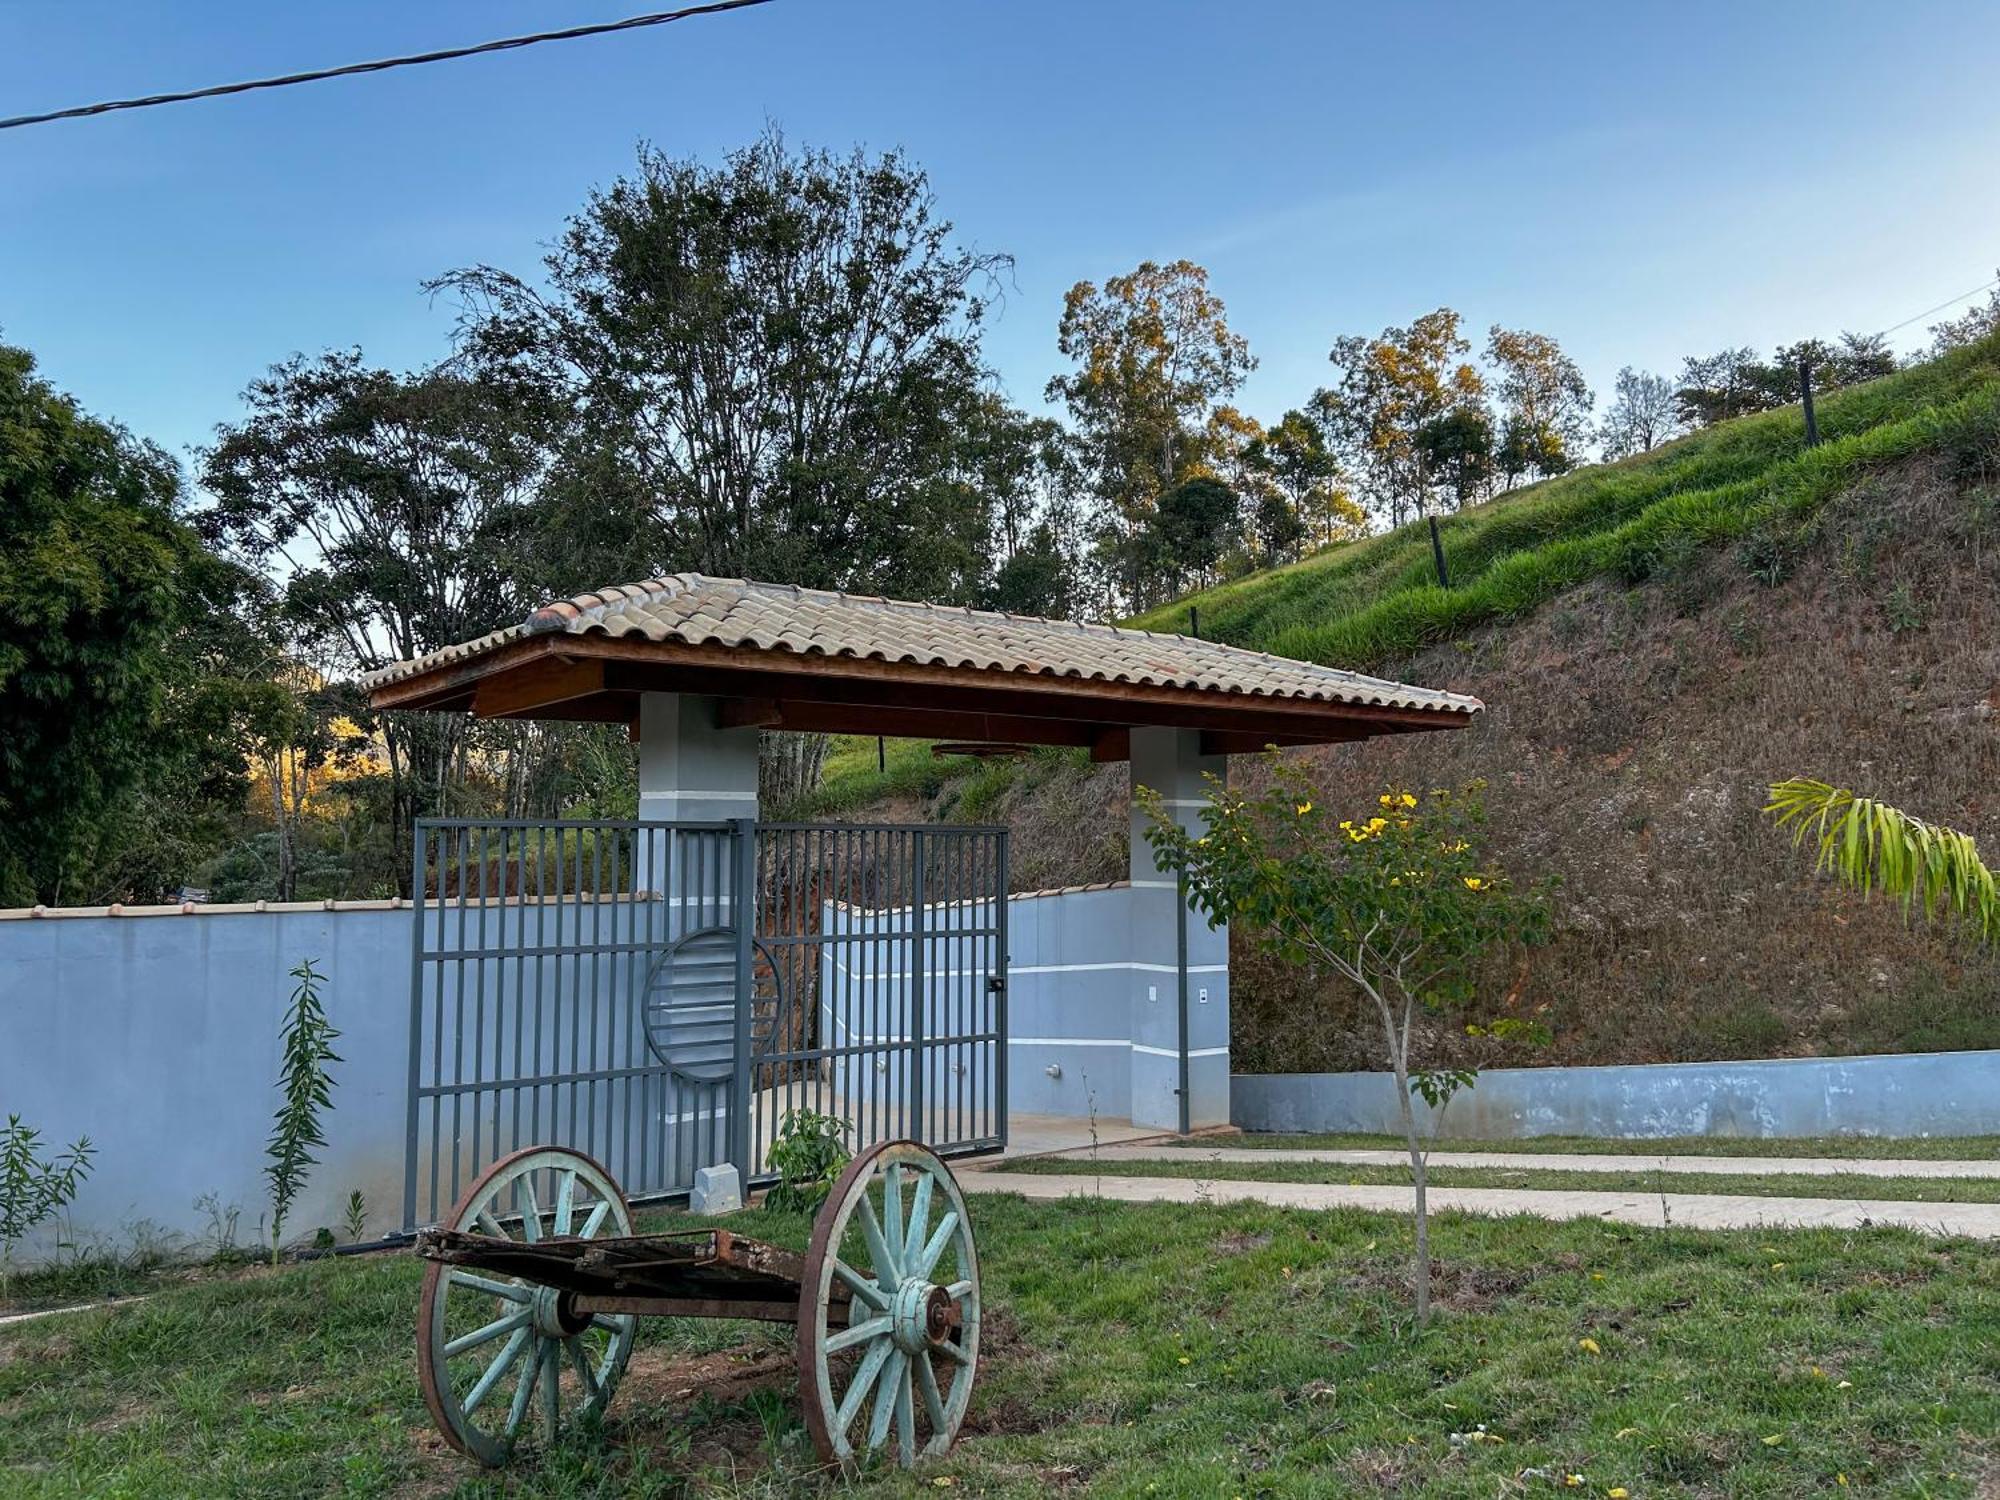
844, 458, 2000, 1072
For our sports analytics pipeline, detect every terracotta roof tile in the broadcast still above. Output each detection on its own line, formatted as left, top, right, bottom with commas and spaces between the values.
363, 574, 1482, 717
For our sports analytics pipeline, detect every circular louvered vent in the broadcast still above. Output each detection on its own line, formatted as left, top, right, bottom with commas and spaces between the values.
642, 925, 787, 1079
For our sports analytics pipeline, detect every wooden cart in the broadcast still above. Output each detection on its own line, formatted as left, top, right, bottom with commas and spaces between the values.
414, 1138, 981, 1470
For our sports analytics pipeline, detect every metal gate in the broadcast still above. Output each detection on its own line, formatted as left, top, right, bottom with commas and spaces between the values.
403, 818, 1008, 1229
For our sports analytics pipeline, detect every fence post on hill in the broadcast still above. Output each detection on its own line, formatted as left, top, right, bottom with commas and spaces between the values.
1428, 515, 1451, 588
1800, 354, 1820, 448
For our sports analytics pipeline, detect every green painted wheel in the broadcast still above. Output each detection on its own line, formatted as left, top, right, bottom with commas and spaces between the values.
797, 1140, 981, 1469
417, 1146, 638, 1465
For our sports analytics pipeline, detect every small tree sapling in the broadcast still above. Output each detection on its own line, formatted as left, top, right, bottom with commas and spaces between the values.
266, 959, 340, 1264
1141, 758, 1548, 1325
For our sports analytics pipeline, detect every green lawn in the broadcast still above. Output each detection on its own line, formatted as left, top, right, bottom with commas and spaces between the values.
996, 1156, 2000, 1204
3, 1195, 1995, 1497
1179, 1132, 2000, 1160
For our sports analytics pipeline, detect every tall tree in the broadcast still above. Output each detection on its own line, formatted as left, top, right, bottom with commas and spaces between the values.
434, 130, 1009, 600
1313, 309, 1484, 528
1485, 325, 1593, 489
1598, 367, 1681, 459
199, 352, 550, 876
0, 342, 234, 905
1046, 259, 1255, 607
1675, 346, 1779, 428
1245, 409, 1364, 551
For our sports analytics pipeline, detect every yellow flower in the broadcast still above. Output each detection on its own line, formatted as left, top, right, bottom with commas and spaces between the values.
1578, 1337, 1602, 1355
1367, 816, 1387, 830
1296, 800, 1313, 816
1464, 876, 1485, 891
1565, 1477, 1585, 1489
1613, 1427, 1639, 1440
1609, 1490, 1630, 1499
1400, 792, 1417, 808
1379, 793, 1395, 807
1177, 1355, 1191, 1366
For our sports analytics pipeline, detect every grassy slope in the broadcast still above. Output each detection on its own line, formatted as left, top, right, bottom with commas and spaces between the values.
1127, 330, 2000, 667
801, 332, 2000, 819
3, 1198, 1996, 1497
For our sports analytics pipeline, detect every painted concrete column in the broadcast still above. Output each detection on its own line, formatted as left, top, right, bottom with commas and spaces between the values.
1127, 727, 1229, 1132
636, 692, 761, 825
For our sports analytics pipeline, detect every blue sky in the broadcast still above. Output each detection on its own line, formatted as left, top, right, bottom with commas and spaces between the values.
4, 0, 2000, 477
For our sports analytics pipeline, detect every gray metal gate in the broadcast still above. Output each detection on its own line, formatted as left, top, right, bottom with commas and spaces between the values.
403, 818, 1008, 1229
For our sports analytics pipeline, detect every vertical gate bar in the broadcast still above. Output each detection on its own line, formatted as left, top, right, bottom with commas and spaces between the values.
472, 825, 490, 1185
587, 827, 604, 1167
533, 825, 547, 1154
430, 828, 448, 1222
1176, 868, 1191, 1139
996, 828, 1010, 1151
510, 829, 525, 1165
403, 823, 428, 1230
568, 826, 584, 1149
450, 826, 471, 1207
910, 828, 927, 1145
730, 817, 755, 1183
608, 825, 627, 1190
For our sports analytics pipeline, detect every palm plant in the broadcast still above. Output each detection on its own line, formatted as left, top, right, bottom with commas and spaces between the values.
1764, 779, 1999, 939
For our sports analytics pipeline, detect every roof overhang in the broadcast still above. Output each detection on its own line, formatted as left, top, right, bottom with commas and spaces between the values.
369, 629, 1478, 761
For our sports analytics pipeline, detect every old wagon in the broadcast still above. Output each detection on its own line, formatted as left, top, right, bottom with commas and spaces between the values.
415, 1138, 980, 1469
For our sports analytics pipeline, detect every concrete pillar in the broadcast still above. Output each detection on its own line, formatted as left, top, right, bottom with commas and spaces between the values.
636, 693, 761, 825
1126, 727, 1229, 1132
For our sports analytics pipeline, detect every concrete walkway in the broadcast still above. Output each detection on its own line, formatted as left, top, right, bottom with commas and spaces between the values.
1048, 1143, 2000, 1179
960, 1171, 2000, 1238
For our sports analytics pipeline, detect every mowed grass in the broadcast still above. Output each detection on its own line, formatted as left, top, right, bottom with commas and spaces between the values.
1163, 1132, 2000, 1161
4, 1195, 1997, 1497
995, 1156, 2000, 1204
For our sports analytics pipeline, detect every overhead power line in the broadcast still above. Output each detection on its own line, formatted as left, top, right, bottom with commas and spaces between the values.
1875, 273, 2000, 340
0, 0, 778, 133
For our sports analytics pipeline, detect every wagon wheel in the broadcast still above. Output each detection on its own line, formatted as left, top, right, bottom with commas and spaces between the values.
417, 1146, 639, 1465
797, 1140, 981, 1469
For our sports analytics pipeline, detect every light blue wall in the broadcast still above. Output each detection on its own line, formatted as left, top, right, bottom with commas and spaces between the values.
1233, 1050, 2000, 1139
1, 905, 415, 1261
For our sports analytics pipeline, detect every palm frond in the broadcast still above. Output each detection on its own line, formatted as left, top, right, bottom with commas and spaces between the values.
1764, 778, 2000, 940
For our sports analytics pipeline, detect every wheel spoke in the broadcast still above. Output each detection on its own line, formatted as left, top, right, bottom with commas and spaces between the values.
445, 1308, 530, 1358
912, 1211, 959, 1282
554, 1170, 576, 1236
565, 1336, 600, 1401
917, 1348, 948, 1434
883, 1163, 904, 1274
855, 1194, 896, 1290
519, 1176, 543, 1243
932, 1334, 971, 1367
474, 1208, 507, 1241
450, 1270, 531, 1303
945, 1278, 974, 1302
833, 1336, 895, 1435
905, 1173, 934, 1269
466, 1325, 531, 1419
540, 1337, 561, 1439
579, 1199, 611, 1239
894, 1353, 916, 1466
503, 1334, 541, 1435
833, 1258, 890, 1310
589, 1313, 629, 1334
824, 1315, 891, 1354
867, 1348, 906, 1451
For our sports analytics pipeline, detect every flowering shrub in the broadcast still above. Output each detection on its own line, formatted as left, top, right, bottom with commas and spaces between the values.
1140, 754, 1549, 1323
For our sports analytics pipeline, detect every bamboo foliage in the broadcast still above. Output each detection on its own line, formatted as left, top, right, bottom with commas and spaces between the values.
1764, 779, 2000, 940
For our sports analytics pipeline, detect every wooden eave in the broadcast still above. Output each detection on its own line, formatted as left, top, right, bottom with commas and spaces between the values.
366, 633, 1475, 760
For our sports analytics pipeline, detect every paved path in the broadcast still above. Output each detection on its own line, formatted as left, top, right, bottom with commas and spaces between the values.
1042, 1144, 2000, 1179
960, 1171, 2000, 1238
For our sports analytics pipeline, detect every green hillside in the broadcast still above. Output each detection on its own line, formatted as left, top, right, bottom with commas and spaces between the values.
1130, 329, 2000, 663
801, 330, 2000, 819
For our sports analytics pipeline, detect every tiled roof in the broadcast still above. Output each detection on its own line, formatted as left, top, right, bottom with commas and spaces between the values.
363, 574, 1482, 717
